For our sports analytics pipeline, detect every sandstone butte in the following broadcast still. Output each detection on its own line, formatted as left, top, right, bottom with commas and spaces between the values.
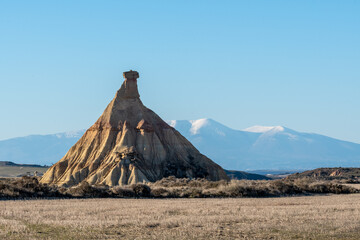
41, 70, 229, 186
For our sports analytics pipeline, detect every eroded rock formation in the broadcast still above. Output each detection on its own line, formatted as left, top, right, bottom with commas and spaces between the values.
41, 70, 228, 186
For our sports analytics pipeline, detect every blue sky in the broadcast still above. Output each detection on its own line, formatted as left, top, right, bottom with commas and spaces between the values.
0, 1, 359, 143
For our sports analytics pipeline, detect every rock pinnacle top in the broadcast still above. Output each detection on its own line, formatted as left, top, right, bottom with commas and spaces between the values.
119, 70, 140, 99
123, 70, 139, 80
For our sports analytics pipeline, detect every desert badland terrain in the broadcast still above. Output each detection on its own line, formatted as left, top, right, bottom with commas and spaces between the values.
1, 71, 359, 240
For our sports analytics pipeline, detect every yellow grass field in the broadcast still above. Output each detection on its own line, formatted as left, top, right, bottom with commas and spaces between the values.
1, 194, 360, 239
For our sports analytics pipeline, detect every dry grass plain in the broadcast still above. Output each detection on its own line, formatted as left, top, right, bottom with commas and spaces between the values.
1, 194, 360, 239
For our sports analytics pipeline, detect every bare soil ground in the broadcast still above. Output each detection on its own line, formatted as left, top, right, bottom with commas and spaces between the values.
1, 194, 360, 239
0, 166, 48, 178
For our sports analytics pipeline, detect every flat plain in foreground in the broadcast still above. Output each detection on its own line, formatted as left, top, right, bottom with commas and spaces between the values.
1, 194, 360, 239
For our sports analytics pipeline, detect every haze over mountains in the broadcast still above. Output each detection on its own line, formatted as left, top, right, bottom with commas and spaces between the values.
1, 118, 359, 170
0, 130, 85, 166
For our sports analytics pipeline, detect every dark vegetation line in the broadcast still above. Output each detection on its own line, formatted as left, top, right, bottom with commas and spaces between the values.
0, 175, 358, 200
0, 161, 48, 168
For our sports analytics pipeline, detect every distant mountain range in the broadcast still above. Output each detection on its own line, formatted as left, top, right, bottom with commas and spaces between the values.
0, 161, 44, 168
0, 130, 85, 166
168, 119, 360, 170
0, 119, 359, 170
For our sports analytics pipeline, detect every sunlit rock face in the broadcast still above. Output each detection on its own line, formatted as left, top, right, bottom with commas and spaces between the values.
41, 70, 228, 187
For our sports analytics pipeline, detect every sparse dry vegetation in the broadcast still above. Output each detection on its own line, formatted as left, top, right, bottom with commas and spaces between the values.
0, 177, 64, 199
1, 176, 359, 200
1, 195, 360, 239
149, 176, 359, 198
1, 177, 360, 239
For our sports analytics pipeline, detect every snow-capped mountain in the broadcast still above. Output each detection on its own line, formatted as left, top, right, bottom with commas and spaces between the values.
1, 119, 359, 170
168, 119, 360, 170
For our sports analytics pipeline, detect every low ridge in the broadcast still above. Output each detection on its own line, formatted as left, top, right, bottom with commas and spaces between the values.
41, 71, 228, 186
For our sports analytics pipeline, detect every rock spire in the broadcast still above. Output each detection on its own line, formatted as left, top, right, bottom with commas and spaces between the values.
41, 70, 229, 186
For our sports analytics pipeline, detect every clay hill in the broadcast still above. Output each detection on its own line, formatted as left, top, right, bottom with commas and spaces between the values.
287, 167, 360, 182
41, 71, 228, 187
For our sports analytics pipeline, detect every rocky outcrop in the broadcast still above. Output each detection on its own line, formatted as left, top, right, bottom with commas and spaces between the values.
286, 167, 360, 182
41, 70, 228, 186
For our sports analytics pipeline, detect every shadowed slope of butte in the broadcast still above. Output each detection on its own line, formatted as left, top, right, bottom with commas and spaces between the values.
40, 70, 229, 186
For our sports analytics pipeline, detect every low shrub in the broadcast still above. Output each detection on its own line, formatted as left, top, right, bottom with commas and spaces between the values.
0, 176, 65, 199
150, 187, 171, 198
132, 184, 151, 197
65, 181, 111, 198
112, 186, 135, 197
1, 175, 359, 199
